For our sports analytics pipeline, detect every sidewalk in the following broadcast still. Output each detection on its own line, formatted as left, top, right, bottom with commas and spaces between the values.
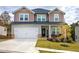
36, 47, 78, 53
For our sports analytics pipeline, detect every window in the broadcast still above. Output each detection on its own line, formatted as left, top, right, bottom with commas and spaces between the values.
4, 28, 7, 31
37, 15, 41, 21
52, 27, 60, 35
20, 15, 23, 20
54, 14, 59, 22
37, 14, 46, 21
19, 13, 29, 21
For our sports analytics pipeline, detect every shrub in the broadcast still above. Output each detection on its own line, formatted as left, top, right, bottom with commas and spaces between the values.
0, 35, 7, 39
47, 38, 56, 42
57, 34, 64, 42
47, 38, 52, 41
0, 35, 12, 39
55, 38, 61, 42
47, 37, 61, 42
66, 38, 73, 43
61, 38, 64, 42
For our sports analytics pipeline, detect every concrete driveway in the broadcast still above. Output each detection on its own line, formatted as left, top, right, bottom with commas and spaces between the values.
0, 39, 39, 53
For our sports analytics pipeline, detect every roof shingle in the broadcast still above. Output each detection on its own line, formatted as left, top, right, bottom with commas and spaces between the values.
32, 8, 50, 14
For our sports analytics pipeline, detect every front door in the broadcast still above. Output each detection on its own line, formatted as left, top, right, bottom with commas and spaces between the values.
41, 26, 49, 37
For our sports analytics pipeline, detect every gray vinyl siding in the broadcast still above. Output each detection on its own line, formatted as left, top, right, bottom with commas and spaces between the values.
75, 26, 79, 42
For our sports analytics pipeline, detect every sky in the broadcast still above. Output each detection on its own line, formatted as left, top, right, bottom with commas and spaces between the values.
0, 6, 79, 25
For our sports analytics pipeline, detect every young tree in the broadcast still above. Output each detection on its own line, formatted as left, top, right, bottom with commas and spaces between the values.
62, 23, 72, 42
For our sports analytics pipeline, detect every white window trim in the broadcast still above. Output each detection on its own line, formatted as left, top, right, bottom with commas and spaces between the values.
54, 14, 59, 22
37, 14, 46, 21
55, 27, 58, 35
19, 13, 29, 21
52, 27, 60, 35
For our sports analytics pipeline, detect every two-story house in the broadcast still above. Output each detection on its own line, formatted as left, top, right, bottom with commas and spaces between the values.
11, 7, 65, 40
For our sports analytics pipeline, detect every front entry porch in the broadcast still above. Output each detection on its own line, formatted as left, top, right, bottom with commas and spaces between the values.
41, 25, 63, 38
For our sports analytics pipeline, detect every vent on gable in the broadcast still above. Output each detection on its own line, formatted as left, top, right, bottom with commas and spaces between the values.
54, 8, 58, 11
22, 7, 26, 9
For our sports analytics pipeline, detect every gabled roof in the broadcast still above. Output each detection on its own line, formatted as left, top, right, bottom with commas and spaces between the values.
48, 8, 65, 14
32, 8, 50, 14
13, 6, 35, 14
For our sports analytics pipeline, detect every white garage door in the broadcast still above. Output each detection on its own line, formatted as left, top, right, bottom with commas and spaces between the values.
14, 27, 38, 39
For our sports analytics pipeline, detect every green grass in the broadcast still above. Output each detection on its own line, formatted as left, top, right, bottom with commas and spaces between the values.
36, 38, 79, 52
39, 50, 58, 53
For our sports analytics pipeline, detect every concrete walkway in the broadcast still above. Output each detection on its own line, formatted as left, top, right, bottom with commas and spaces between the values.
36, 47, 78, 53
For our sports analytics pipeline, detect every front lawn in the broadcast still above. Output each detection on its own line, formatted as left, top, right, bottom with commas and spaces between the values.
36, 38, 79, 52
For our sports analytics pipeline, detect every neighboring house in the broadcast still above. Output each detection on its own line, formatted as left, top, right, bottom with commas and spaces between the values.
0, 11, 11, 38
75, 21, 79, 42
0, 15, 7, 36
0, 23, 7, 36
11, 7, 66, 39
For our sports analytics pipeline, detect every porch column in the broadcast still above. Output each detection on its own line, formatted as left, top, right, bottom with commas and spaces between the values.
49, 25, 51, 38
64, 28, 67, 41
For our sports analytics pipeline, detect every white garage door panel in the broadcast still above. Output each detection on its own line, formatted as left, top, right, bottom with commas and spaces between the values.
14, 27, 38, 39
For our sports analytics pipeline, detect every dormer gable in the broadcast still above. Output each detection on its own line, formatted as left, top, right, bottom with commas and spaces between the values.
48, 8, 65, 15
13, 7, 35, 22
13, 6, 35, 14
48, 8, 65, 22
